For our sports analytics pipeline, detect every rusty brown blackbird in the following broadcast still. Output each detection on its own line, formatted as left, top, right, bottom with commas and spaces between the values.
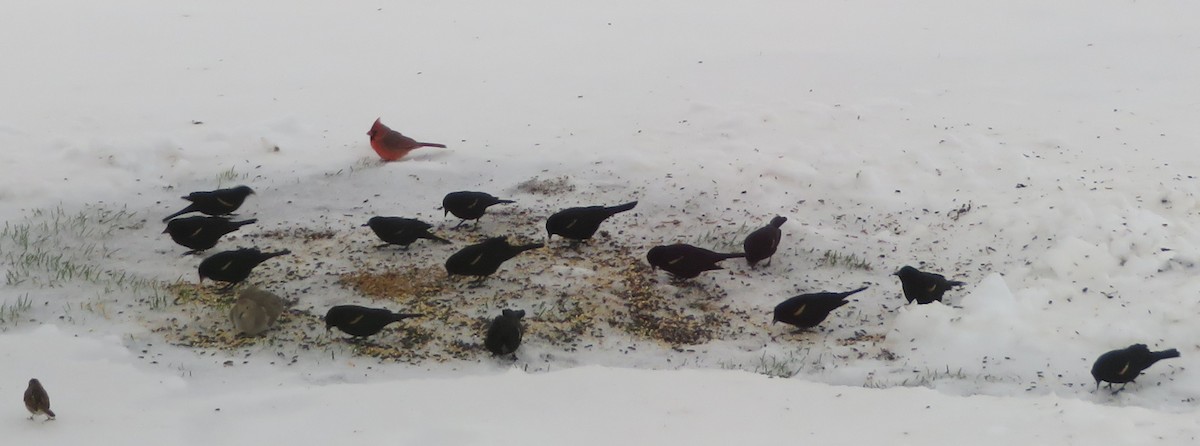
485, 309, 525, 357
164, 216, 257, 254
445, 237, 543, 279
198, 248, 290, 289
162, 185, 254, 222
894, 265, 965, 304
646, 244, 745, 279
1091, 344, 1180, 392
442, 191, 515, 228
24, 379, 55, 421
773, 286, 867, 330
365, 216, 450, 248
325, 305, 422, 338
545, 201, 637, 242
743, 215, 786, 268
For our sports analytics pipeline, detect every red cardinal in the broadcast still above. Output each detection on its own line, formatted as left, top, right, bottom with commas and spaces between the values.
367, 118, 447, 161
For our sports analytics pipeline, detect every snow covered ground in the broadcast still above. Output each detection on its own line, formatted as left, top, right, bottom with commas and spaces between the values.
3, 0, 1200, 443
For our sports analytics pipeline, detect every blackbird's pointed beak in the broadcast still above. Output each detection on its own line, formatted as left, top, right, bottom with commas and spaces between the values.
161, 228, 169, 234
361, 223, 370, 227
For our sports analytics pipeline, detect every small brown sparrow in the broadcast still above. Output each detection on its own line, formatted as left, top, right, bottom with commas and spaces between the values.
24, 379, 55, 421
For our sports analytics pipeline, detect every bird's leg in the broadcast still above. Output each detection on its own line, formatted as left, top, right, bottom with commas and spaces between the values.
453, 220, 466, 229
1112, 383, 1129, 395
219, 283, 236, 294
468, 278, 488, 289
181, 250, 201, 257
766, 256, 773, 267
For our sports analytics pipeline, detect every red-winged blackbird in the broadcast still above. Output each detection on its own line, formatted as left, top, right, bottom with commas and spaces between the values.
646, 244, 745, 279
163, 216, 257, 254
1092, 344, 1181, 392
325, 305, 422, 338
894, 265, 966, 304
445, 237, 543, 279
198, 248, 290, 289
365, 216, 450, 248
743, 215, 786, 268
773, 286, 867, 330
24, 379, 55, 421
442, 191, 515, 228
162, 185, 254, 222
545, 201, 638, 242
368, 118, 447, 161
230, 287, 286, 336
485, 309, 525, 357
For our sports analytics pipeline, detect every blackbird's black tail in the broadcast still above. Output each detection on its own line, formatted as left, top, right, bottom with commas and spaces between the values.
263, 250, 292, 260
720, 252, 747, 260
232, 219, 258, 228
948, 280, 967, 287
162, 205, 197, 222
843, 286, 870, 297
514, 243, 545, 254
390, 313, 423, 322
1151, 348, 1181, 363
606, 201, 638, 216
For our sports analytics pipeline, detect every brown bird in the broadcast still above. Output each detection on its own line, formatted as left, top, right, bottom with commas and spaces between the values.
24, 379, 55, 421
367, 118, 446, 161
229, 287, 286, 336
743, 215, 786, 268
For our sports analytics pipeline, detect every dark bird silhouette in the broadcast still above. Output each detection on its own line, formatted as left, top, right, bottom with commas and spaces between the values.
325, 305, 422, 338
894, 265, 966, 304
646, 244, 745, 279
162, 185, 255, 222
229, 287, 286, 336
365, 216, 450, 248
164, 216, 257, 254
24, 379, 55, 421
368, 118, 446, 161
744, 215, 787, 268
442, 191, 515, 228
198, 248, 290, 289
485, 309, 525, 357
445, 237, 543, 280
546, 201, 638, 242
773, 286, 867, 331
1091, 344, 1181, 392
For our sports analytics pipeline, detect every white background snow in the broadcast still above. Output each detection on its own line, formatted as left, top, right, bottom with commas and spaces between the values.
3, 0, 1200, 443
